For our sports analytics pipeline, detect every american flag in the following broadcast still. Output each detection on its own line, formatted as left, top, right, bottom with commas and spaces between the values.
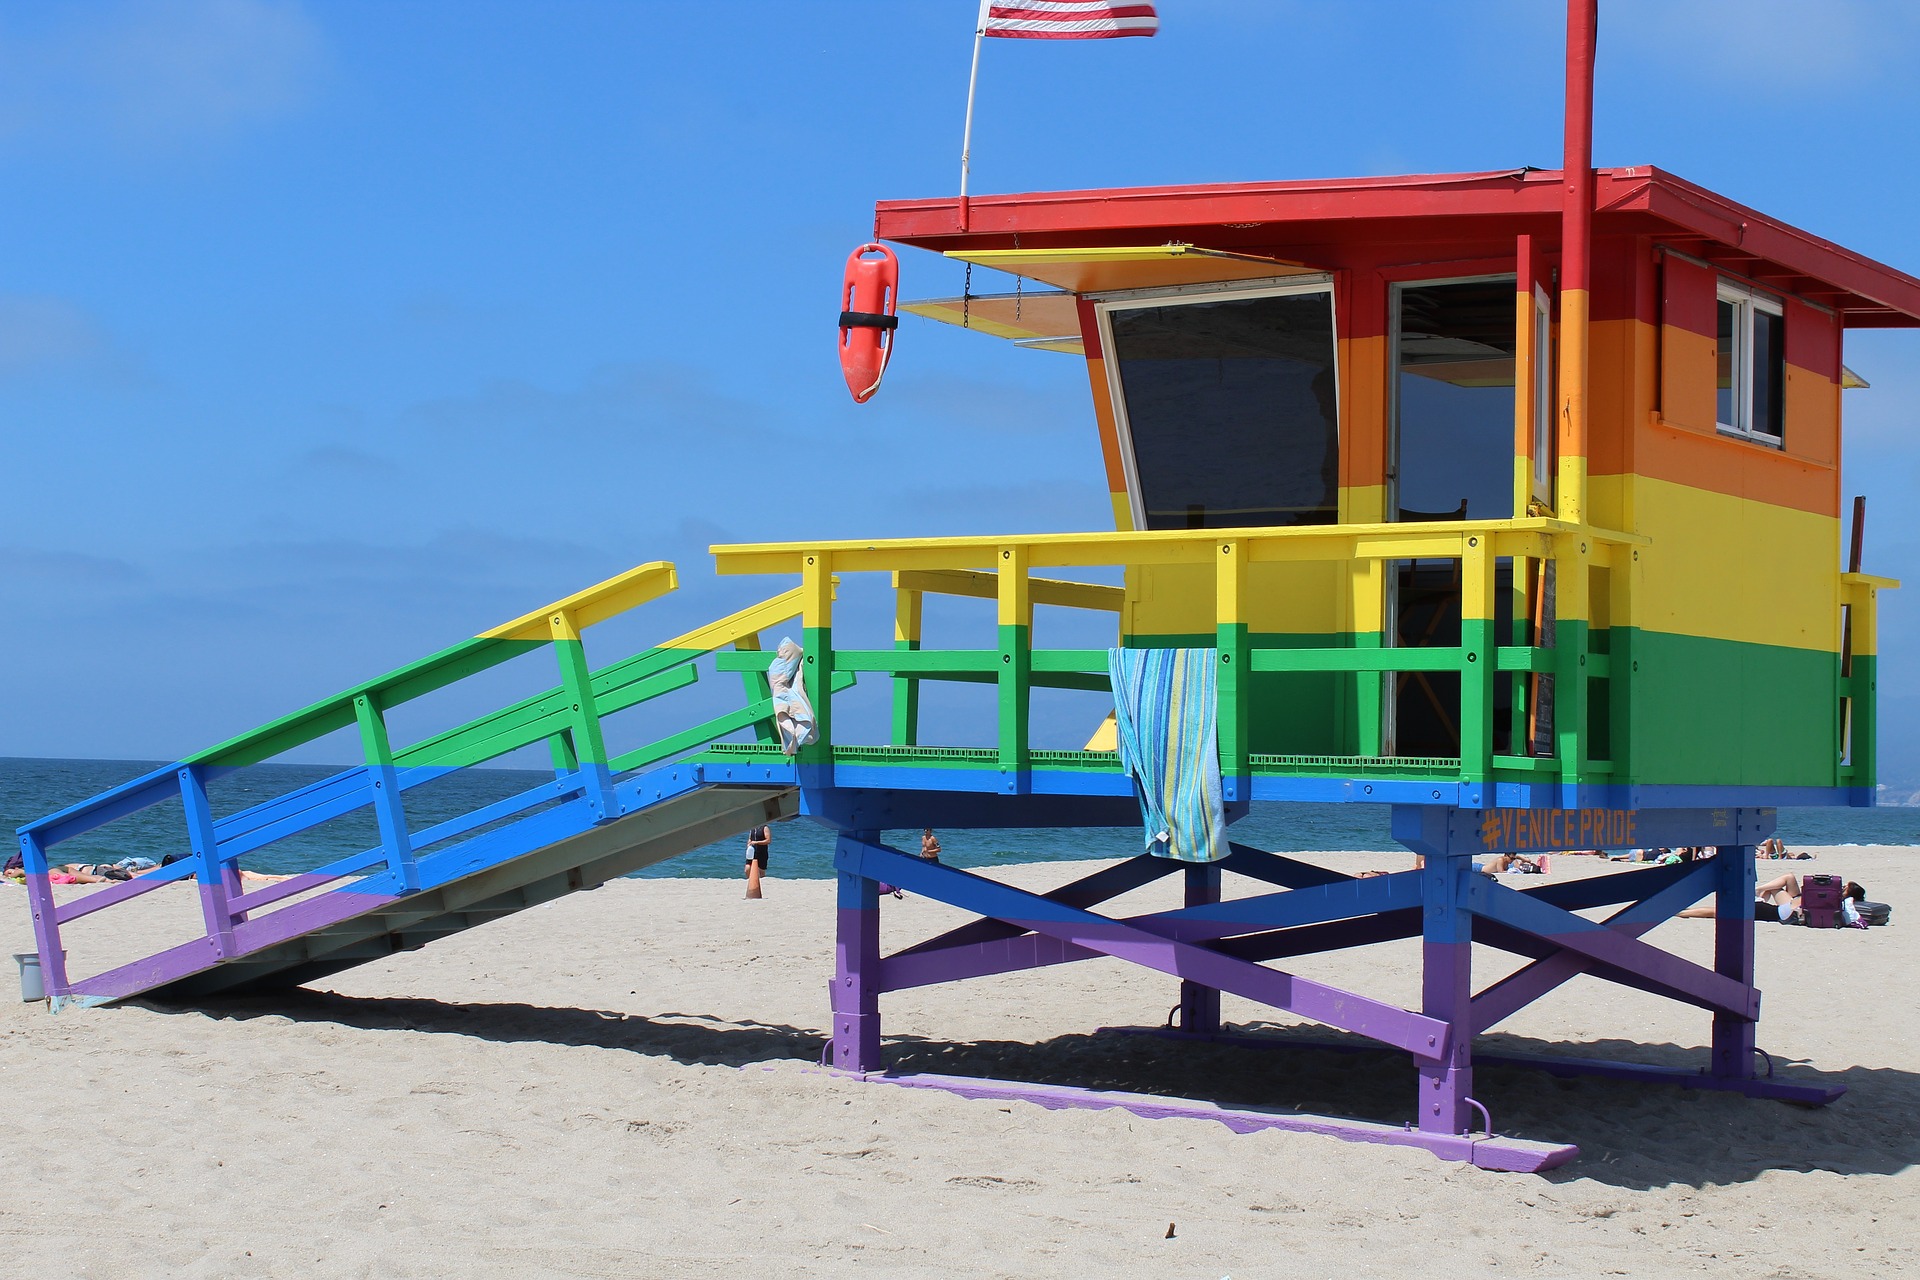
981, 1, 1160, 40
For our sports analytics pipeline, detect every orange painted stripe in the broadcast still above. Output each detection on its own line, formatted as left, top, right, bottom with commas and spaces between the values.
1637, 416, 1839, 517
1337, 334, 1387, 490
1082, 354, 1130, 501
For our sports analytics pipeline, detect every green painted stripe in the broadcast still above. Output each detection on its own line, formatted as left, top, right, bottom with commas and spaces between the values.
1614, 627, 1845, 788
190, 635, 547, 768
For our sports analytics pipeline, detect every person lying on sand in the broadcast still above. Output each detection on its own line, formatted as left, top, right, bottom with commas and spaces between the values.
1677, 872, 1865, 923
1758, 837, 1812, 860
1389, 853, 1545, 876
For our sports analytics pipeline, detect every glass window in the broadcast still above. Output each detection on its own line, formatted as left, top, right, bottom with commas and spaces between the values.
1393, 277, 1517, 522
1105, 287, 1339, 529
1716, 280, 1785, 445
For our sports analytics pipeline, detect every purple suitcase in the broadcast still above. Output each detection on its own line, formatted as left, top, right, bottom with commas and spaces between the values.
1801, 874, 1845, 929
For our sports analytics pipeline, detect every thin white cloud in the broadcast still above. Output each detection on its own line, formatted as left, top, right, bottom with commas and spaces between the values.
1609, 0, 1917, 90
0, 296, 107, 377
0, 0, 325, 153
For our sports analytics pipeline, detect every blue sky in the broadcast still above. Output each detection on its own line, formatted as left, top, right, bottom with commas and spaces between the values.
5, 0, 1920, 786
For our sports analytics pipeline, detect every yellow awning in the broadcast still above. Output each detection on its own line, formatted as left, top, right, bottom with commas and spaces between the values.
900, 291, 1083, 352
944, 244, 1318, 294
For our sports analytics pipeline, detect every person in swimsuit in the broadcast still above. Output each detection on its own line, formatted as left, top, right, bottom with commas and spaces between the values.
1678, 872, 1865, 922
744, 825, 771, 899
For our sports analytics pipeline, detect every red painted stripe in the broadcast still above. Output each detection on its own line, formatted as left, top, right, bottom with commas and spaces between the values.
1661, 254, 1717, 339
1783, 297, 1840, 380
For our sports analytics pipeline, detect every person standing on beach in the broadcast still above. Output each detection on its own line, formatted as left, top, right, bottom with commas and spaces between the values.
744, 824, 771, 899
919, 828, 942, 863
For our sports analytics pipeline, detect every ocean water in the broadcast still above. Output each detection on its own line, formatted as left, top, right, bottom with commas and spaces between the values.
3, 756, 1914, 881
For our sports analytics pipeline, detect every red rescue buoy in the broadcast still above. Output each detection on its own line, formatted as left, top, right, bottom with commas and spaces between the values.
838, 243, 899, 403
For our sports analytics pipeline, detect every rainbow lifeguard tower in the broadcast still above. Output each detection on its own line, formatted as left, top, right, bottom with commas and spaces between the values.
17, 30, 1913, 1172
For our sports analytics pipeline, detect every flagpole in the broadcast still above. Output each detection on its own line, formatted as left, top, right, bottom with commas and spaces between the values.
959, 0, 991, 230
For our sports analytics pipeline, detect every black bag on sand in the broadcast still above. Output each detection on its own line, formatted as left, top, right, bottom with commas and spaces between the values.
1856, 900, 1892, 927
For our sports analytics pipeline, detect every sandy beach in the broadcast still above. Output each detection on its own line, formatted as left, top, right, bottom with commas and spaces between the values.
2, 845, 1915, 1278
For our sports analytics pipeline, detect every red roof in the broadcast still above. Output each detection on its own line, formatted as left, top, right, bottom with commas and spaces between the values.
874, 167, 1920, 328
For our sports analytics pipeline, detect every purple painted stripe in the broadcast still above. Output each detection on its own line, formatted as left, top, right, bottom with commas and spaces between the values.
53, 870, 183, 926
65, 934, 227, 1000
1467, 878, 1756, 1018
848, 1070, 1578, 1173
1471, 859, 1722, 1035
882, 932, 1100, 991
843, 839, 1447, 1058
881, 872, 1423, 992
1100, 1026, 1844, 1108
229, 852, 388, 913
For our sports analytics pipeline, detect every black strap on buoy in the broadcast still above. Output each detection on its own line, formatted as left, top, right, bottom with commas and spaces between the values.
839, 310, 898, 330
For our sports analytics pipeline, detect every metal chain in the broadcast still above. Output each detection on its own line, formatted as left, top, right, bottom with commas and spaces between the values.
963, 261, 972, 329
1013, 231, 1022, 323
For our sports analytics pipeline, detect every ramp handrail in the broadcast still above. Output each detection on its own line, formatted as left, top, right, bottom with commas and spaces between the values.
17, 564, 829, 1003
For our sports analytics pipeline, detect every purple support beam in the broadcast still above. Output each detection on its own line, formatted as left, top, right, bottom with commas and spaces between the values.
1470, 857, 1722, 1035
1466, 875, 1757, 1018
841, 1069, 1577, 1173
891, 854, 1176, 959
1102, 1027, 1843, 1108
839, 838, 1447, 1059
18, 831, 69, 999
831, 831, 883, 1073
1419, 853, 1475, 1136
1179, 863, 1222, 1035
1711, 843, 1759, 1080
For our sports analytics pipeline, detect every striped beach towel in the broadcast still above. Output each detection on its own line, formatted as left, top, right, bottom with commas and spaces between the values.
1107, 647, 1226, 863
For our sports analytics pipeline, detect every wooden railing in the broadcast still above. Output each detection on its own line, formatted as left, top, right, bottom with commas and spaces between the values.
711, 519, 1649, 789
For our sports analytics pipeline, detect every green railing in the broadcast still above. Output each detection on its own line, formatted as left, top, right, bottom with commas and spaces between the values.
711, 520, 1652, 789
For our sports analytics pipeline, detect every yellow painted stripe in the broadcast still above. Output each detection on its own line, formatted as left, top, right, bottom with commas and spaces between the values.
1630, 475, 1840, 651
1339, 483, 1388, 525
482, 562, 677, 642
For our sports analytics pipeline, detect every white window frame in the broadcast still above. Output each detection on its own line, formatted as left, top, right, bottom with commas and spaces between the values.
1532, 283, 1554, 497
1093, 274, 1338, 532
1716, 279, 1785, 445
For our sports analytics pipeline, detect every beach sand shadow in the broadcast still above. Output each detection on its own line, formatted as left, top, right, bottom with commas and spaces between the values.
883, 1025, 1920, 1190
152, 991, 1919, 1188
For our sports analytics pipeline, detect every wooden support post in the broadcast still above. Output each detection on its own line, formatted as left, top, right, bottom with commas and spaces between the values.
831, 832, 883, 1072
1216, 539, 1249, 798
1852, 584, 1880, 787
1459, 536, 1496, 783
1418, 852, 1475, 1135
354, 692, 419, 892
892, 586, 923, 747
18, 831, 68, 997
179, 765, 238, 958
1710, 842, 1758, 1080
1554, 539, 1591, 783
997, 544, 1031, 793
1179, 862, 1223, 1035
549, 606, 617, 820
800, 553, 834, 781
547, 728, 579, 776
733, 633, 779, 745
1351, 558, 1385, 758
